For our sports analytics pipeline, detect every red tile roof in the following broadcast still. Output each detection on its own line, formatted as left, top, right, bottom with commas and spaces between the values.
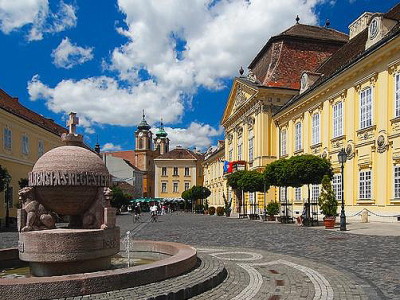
277, 3, 400, 113
155, 148, 204, 161
248, 24, 348, 90
0, 88, 67, 136
105, 150, 136, 166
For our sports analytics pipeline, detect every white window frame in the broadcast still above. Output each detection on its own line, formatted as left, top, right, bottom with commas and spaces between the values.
22, 135, 29, 155
248, 129, 254, 162
238, 137, 242, 161
173, 167, 178, 176
3, 127, 12, 150
184, 182, 190, 191
395, 73, 400, 117
394, 166, 400, 199
38, 140, 44, 158
333, 174, 342, 201
162, 167, 167, 176
333, 102, 343, 138
360, 87, 373, 129
161, 182, 167, 193
281, 129, 287, 156
359, 170, 372, 200
279, 187, 286, 203
311, 184, 320, 202
295, 187, 302, 202
295, 122, 302, 152
185, 167, 190, 176
173, 182, 179, 193
312, 113, 320, 145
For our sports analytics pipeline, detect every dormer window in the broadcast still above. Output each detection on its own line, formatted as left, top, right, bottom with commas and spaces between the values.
369, 17, 379, 40
365, 15, 396, 49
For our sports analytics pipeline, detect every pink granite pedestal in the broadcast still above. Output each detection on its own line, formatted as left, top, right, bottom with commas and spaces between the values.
19, 227, 120, 276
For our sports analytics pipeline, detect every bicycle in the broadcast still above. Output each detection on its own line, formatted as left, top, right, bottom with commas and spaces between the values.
150, 212, 158, 222
133, 213, 141, 223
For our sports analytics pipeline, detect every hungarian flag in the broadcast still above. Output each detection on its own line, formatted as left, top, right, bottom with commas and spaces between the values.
223, 161, 233, 173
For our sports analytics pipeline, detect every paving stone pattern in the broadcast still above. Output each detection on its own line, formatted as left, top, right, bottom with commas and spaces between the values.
56, 253, 227, 300
128, 213, 399, 299
2, 213, 400, 299
193, 247, 372, 300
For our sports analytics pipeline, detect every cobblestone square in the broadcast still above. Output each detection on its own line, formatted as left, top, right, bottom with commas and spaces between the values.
2, 213, 400, 299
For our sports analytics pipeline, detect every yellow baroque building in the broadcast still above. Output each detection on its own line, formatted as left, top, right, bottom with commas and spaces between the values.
202, 141, 226, 209
154, 146, 204, 201
0, 88, 67, 225
220, 4, 400, 221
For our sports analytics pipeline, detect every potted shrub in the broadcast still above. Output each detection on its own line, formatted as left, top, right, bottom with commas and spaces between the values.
204, 200, 209, 214
266, 201, 279, 221
223, 193, 232, 217
216, 206, 224, 216
318, 175, 338, 229
209, 207, 216, 215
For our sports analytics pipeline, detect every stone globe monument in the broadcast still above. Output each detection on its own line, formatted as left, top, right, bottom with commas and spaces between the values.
17, 112, 119, 276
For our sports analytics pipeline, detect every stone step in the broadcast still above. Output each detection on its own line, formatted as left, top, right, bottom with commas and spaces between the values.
56, 253, 227, 300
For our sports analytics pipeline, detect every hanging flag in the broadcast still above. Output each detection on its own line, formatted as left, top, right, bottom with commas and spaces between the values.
223, 161, 229, 173
228, 162, 233, 173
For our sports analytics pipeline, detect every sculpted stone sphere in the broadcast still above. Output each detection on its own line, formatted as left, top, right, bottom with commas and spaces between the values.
30, 146, 110, 216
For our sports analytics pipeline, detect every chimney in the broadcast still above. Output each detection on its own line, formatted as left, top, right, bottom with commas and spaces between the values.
348, 12, 374, 40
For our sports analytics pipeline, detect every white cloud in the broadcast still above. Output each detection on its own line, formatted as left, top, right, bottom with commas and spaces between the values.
52, 37, 94, 69
101, 143, 122, 152
111, 0, 320, 89
28, 75, 184, 128
156, 122, 223, 150
28, 0, 322, 130
0, 0, 77, 41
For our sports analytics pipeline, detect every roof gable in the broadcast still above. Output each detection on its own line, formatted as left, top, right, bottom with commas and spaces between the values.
156, 148, 203, 160
220, 79, 258, 126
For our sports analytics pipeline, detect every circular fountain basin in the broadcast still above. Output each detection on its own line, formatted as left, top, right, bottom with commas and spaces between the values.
19, 227, 120, 276
0, 240, 197, 300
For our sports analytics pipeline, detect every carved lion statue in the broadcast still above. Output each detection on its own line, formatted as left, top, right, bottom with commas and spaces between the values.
18, 187, 56, 232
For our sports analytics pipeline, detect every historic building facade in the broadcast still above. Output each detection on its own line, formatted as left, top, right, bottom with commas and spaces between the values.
104, 114, 170, 198
0, 88, 67, 224
274, 6, 400, 220
220, 4, 400, 221
221, 20, 348, 217
154, 147, 204, 200
103, 154, 144, 199
202, 141, 226, 209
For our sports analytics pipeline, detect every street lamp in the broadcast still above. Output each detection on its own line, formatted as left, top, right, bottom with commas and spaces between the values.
338, 148, 347, 231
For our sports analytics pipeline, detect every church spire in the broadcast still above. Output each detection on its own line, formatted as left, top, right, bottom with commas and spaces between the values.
137, 109, 151, 130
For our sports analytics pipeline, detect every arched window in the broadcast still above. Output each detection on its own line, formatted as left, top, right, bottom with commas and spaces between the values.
139, 138, 143, 149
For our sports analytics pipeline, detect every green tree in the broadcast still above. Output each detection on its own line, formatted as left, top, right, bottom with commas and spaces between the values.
318, 175, 338, 217
0, 165, 11, 193
264, 158, 289, 188
238, 170, 268, 193
110, 187, 130, 209
181, 189, 192, 210
227, 170, 247, 213
184, 186, 211, 213
264, 158, 292, 205
286, 154, 333, 204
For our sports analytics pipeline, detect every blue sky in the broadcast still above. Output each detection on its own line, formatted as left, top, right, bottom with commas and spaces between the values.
0, 0, 397, 152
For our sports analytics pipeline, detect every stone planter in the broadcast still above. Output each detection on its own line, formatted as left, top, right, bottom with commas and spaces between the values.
267, 215, 276, 221
323, 216, 336, 229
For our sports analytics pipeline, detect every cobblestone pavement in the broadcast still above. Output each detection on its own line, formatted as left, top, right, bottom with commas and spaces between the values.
193, 247, 374, 300
128, 213, 399, 299
2, 212, 400, 299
